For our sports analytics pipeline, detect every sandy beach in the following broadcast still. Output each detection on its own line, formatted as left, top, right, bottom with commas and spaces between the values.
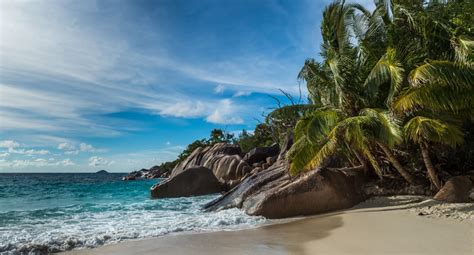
63, 196, 473, 255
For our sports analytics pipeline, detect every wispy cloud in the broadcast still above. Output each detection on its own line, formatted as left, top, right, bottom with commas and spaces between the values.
205, 99, 244, 124
0, 158, 74, 168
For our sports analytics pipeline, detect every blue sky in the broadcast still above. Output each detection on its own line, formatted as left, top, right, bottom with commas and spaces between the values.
0, 0, 373, 172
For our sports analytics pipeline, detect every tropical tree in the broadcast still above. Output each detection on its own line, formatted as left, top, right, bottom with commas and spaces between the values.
404, 116, 464, 189
290, 0, 415, 181
288, 0, 473, 187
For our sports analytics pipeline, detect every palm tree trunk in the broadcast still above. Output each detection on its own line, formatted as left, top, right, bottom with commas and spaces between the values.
419, 142, 442, 190
377, 142, 416, 185
353, 150, 370, 175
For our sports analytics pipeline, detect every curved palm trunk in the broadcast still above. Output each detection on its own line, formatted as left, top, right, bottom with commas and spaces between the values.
419, 143, 442, 190
377, 142, 416, 185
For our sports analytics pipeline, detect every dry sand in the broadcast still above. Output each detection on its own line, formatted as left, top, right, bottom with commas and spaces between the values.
63, 196, 473, 255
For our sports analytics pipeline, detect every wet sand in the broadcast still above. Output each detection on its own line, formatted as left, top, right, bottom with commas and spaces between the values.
63, 197, 473, 255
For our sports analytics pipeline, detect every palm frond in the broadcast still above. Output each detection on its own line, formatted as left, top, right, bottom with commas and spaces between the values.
404, 116, 464, 146
451, 35, 474, 65
409, 61, 474, 90
364, 48, 404, 104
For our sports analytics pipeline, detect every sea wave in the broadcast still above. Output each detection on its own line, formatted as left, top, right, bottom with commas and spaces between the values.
0, 196, 267, 255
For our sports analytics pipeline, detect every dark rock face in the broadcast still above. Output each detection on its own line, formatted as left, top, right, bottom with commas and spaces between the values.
171, 143, 250, 183
243, 144, 280, 165
150, 167, 221, 198
434, 176, 473, 203
95, 170, 108, 174
204, 160, 366, 218
146, 165, 170, 179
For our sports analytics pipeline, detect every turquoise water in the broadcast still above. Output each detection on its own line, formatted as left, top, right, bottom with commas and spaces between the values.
0, 173, 266, 254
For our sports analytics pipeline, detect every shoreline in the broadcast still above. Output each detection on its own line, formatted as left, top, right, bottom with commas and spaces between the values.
62, 196, 473, 255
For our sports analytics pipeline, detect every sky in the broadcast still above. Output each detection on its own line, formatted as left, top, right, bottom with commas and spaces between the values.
0, 0, 374, 172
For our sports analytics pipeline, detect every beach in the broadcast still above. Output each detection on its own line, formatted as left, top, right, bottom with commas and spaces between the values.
64, 196, 474, 255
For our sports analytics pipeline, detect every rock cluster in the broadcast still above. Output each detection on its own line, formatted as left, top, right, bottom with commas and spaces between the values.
122, 165, 170, 181
150, 142, 282, 198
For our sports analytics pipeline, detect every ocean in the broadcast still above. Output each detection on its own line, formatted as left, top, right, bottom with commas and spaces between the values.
0, 173, 266, 254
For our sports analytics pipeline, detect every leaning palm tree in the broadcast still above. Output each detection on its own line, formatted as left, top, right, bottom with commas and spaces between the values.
288, 107, 416, 184
404, 116, 464, 189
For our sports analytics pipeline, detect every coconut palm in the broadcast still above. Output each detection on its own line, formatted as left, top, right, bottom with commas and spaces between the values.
288, 0, 472, 187
291, 0, 418, 182
404, 116, 464, 189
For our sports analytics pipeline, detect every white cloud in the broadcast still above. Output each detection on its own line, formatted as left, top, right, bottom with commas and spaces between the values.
0, 140, 20, 149
88, 156, 113, 167
158, 101, 208, 118
233, 91, 252, 97
0, 157, 75, 168
80, 143, 94, 152
0, 140, 50, 155
57, 142, 104, 155
64, 150, 80, 155
205, 99, 244, 124
158, 99, 244, 124
60, 158, 75, 166
214, 84, 225, 94
58, 142, 75, 150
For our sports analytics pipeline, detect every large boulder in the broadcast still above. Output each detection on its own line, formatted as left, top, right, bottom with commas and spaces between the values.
204, 160, 367, 218
206, 154, 252, 182
150, 167, 221, 198
172, 143, 241, 176
434, 176, 473, 203
243, 144, 280, 165
171, 143, 250, 184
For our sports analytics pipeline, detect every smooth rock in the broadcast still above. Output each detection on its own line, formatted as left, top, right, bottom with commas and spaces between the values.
171, 143, 250, 183
204, 160, 367, 219
150, 167, 221, 198
434, 176, 473, 203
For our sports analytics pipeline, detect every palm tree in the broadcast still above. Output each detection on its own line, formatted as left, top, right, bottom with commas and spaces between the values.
290, 0, 417, 183
404, 116, 464, 189
288, 0, 472, 187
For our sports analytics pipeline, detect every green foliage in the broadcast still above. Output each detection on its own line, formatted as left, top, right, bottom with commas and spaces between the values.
404, 116, 464, 146
236, 124, 274, 153
265, 104, 322, 142
288, 0, 473, 182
